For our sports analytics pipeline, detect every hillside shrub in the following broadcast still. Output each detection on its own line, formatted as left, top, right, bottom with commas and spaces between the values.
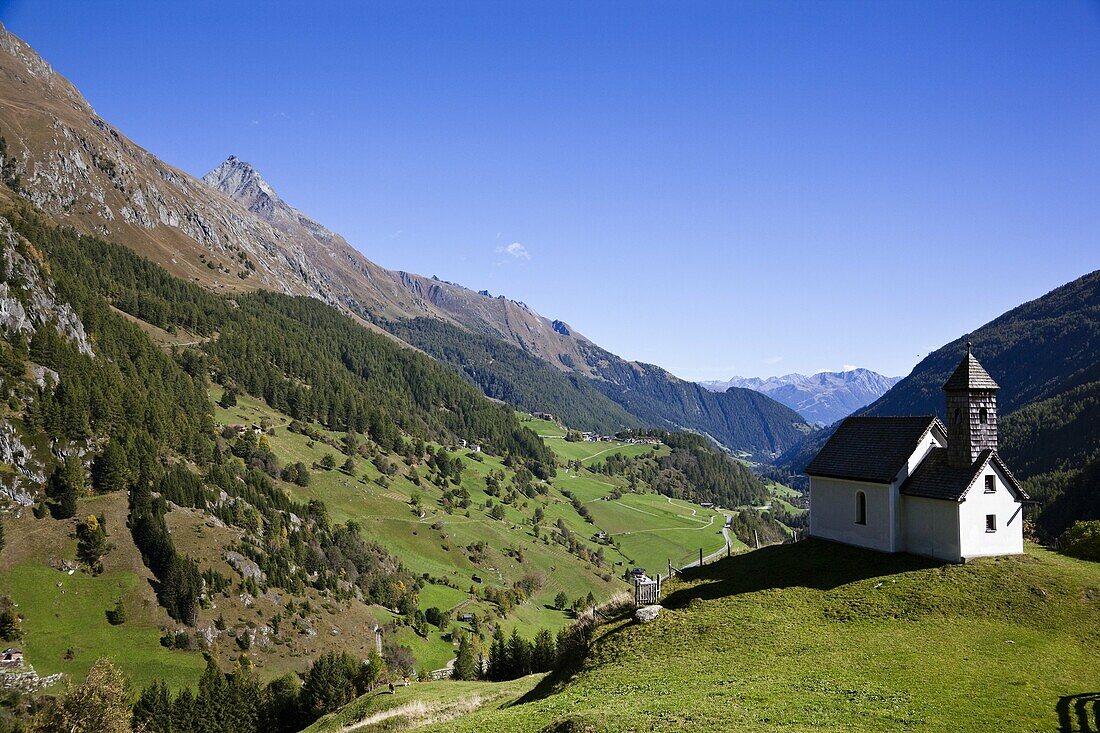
1059, 520, 1100, 562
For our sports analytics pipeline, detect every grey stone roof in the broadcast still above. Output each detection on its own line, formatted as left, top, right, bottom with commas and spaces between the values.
805, 416, 941, 483
942, 352, 999, 391
900, 448, 1030, 502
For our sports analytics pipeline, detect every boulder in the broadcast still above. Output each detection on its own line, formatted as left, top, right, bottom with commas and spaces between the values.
634, 605, 661, 624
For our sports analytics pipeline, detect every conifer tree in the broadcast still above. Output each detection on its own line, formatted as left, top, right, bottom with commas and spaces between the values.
132, 679, 173, 733
453, 634, 478, 680
508, 629, 531, 677
91, 440, 129, 493
487, 626, 508, 681
531, 628, 557, 672
46, 455, 83, 519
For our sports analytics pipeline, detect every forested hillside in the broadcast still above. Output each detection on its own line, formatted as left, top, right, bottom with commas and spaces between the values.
7, 206, 553, 477
577, 341, 814, 458
0, 198, 804, 733
999, 378, 1100, 537
382, 317, 640, 434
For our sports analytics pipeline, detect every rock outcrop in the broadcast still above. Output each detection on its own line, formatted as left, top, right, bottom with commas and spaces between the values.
0, 217, 92, 355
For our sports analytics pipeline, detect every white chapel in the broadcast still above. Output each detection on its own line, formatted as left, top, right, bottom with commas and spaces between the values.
805, 345, 1030, 563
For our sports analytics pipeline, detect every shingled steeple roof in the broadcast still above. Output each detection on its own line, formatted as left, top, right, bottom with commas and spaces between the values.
942, 342, 999, 391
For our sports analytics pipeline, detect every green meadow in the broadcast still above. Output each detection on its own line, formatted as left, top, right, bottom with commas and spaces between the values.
413, 541, 1100, 733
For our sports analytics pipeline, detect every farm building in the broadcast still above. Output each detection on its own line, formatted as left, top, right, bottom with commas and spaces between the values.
805, 345, 1030, 563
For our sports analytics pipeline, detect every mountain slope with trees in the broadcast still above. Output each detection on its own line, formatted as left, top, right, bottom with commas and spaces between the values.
382, 317, 640, 434
576, 340, 814, 458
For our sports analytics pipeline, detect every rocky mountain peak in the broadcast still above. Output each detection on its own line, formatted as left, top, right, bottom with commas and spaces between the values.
202, 155, 281, 205
0, 21, 83, 106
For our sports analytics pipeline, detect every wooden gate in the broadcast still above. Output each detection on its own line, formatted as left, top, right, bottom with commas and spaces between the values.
634, 575, 661, 606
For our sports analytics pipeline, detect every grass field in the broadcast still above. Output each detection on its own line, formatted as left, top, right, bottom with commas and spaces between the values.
413, 541, 1100, 733
767, 482, 807, 515
0, 565, 204, 690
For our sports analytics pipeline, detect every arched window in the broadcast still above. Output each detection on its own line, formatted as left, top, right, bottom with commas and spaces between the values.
855, 491, 867, 526
979, 407, 988, 424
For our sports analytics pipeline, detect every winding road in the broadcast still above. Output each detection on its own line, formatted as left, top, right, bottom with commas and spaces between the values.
680, 514, 734, 570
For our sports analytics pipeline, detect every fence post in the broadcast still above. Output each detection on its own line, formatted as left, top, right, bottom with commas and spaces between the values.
727, 542, 730, 558
699, 547, 703, 567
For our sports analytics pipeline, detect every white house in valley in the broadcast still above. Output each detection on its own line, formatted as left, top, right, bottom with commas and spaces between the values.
805, 346, 1031, 563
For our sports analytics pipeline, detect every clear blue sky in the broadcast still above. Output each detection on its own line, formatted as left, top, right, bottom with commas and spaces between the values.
3, 1, 1099, 380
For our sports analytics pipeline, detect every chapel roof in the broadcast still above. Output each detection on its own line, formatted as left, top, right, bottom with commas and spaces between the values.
899, 448, 1029, 502
805, 415, 943, 484
942, 347, 999, 391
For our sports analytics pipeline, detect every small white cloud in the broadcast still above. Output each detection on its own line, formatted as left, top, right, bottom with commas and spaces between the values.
764, 355, 784, 365
842, 364, 859, 371
250, 120, 260, 125
496, 242, 530, 260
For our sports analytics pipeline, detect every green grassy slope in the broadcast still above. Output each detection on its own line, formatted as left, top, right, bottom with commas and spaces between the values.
209, 390, 735, 671
0, 493, 207, 689
416, 540, 1100, 733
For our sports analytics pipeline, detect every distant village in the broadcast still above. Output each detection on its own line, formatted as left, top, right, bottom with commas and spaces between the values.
531, 413, 662, 446
580, 432, 661, 445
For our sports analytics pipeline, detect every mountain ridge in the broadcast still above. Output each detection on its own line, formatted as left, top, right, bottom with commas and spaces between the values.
0, 23, 813, 457
700, 368, 901, 425
202, 153, 813, 455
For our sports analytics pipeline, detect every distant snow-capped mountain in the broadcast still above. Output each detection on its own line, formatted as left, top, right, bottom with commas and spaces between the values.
699, 368, 902, 426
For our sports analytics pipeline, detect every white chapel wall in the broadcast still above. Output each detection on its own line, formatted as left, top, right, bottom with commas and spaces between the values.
809, 476, 892, 552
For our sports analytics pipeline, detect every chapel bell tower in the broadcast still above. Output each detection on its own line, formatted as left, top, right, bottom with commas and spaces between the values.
942, 341, 999, 468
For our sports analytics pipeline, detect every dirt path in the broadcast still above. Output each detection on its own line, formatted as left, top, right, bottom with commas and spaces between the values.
666, 496, 698, 517
612, 500, 710, 525
338, 694, 486, 732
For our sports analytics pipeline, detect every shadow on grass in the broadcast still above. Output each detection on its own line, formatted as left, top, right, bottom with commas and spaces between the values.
508, 541, 945, 711
1058, 693, 1100, 732
661, 538, 943, 610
